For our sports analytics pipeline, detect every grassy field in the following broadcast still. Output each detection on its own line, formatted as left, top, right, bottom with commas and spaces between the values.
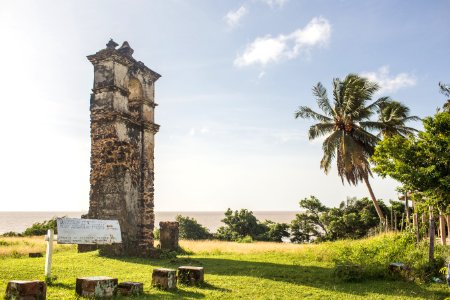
0, 235, 449, 299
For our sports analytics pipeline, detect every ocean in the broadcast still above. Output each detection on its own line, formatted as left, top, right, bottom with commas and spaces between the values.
0, 211, 298, 234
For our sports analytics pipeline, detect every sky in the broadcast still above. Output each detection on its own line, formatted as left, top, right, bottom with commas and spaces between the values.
0, 0, 449, 212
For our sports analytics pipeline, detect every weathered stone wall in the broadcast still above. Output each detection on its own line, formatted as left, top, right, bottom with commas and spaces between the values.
81, 40, 160, 257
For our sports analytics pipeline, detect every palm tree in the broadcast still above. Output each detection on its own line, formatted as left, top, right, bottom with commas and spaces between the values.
374, 100, 420, 138
439, 82, 450, 112
295, 74, 388, 223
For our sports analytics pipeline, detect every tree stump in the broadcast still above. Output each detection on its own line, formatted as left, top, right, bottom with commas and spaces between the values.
152, 268, 177, 290
5, 280, 46, 300
177, 266, 204, 285
75, 276, 117, 298
116, 282, 143, 296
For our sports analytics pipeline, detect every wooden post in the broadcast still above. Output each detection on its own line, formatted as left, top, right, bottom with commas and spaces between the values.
422, 213, 428, 238
429, 207, 435, 263
414, 213, 420, 243
405, 192, 410, 224
45, 229, 54, 278
447, 215, 450, 245
394, 213, 397, 232
439, 213, 446, 246
390, 207, 393, 231
400, 213, 404, 231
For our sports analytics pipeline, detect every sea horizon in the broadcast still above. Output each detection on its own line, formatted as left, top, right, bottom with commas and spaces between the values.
0, 211, 299, 234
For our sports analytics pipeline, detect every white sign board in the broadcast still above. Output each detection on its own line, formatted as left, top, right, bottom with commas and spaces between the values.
56, 218, 122, 245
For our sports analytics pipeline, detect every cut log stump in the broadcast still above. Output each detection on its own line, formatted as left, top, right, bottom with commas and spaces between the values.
116, 282, 143, 296
28, 253, 43, 258
75, 276, 118, 298
177, 266, 204, 285
152, 268, 177, 290
5, 280, 46, 300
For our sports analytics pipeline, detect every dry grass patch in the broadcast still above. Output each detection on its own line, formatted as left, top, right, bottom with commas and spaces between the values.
179, 239, 312, 255
0, 236, 73, 257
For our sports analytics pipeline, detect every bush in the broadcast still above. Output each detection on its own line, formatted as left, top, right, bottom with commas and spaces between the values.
23, 218, 59, 236
260, 221, 290, 242
334, 264, 364, 282
214, 209, 287, 242
1, 231, 22, 237
329, 232, 449, 282
153, 228, 160, 240
176, 215, 211, 240
290, 196, 393, 243
236, 235, 253, 243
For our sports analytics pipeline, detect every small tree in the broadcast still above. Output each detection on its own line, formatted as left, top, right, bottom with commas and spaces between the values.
290, 196, 328, 243
260, 221, 290, 242
215, 208, 287, 242
372, 111, 450, 262
290, 196, 385, 243
176, 215, 212, 240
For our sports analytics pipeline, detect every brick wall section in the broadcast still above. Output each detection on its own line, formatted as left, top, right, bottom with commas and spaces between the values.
81, 40, 160, 256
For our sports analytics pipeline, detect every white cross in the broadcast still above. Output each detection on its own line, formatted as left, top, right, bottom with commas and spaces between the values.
44, 229, 54, 278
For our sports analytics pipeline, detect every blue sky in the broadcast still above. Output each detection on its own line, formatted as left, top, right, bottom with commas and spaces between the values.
0, 0, 449, 211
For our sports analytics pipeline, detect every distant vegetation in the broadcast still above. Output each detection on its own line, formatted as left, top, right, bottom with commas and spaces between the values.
290, 196, 406, 243
215, 208, 289, 242
176, 215, 212, 240
1, 217, 59, 237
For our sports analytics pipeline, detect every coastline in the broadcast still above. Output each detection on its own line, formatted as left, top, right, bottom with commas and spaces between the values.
0, 211, 298, 234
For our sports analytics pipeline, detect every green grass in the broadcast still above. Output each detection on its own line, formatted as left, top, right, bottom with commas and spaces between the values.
0, 236, 449, 299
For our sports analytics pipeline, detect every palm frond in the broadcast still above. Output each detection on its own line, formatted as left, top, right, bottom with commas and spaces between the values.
308, 123, 335, 140
366, 97, 391, 114
312, 82, 334, 117
295, 106, 332, 122
403, 115, 421, 122
332, 78, 344, 114
351, 126, 380, 150
320, 130, 341, 173
359, 121, 386, 132
337, 134, 371, 185
439, 82, 450, 98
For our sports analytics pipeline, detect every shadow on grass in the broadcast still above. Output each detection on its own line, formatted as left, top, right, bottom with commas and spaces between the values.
113, 256, 450, 299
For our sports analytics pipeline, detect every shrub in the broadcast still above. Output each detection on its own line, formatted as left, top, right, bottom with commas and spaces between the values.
154, 228, 160, 240
259, 221, 290, 242
290, 196, 396, 243
23, 218, 59, 236
334, 263, 364, 282
237, 235, 253, 243
176, 215, 211, 240
330, 232, 449, 282
1, 231, 22, 237
215, 209, 289, 242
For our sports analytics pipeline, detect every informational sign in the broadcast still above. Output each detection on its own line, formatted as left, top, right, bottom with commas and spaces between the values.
56, 218, 122, 245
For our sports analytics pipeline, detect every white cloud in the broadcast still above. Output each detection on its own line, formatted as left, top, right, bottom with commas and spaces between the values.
188, 127, 210, 136
225, 5, 248, 29
261, 0, 289, 8
234, 17, 331, 67
361, 66, 417, 93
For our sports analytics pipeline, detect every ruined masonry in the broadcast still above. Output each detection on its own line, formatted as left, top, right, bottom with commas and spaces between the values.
83, 39, 160, 256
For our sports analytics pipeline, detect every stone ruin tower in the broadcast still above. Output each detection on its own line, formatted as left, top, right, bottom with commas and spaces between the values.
84, 39, 160, 256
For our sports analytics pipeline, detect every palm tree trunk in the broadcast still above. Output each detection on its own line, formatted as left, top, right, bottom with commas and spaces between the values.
363, 175, 386, 225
